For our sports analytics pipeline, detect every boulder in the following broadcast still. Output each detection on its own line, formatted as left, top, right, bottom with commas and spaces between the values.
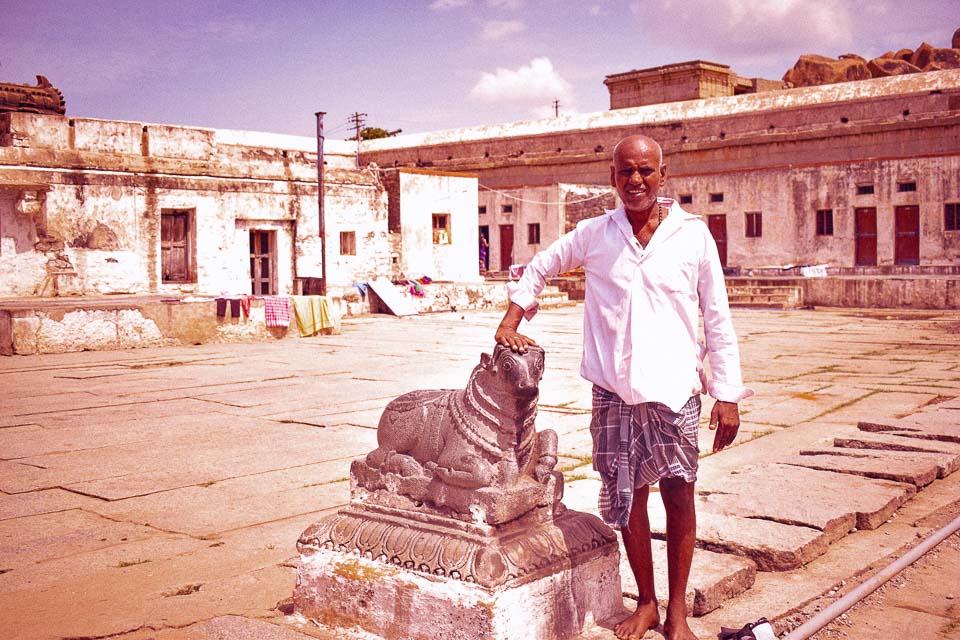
954, 27, 960, 50
911, 42, 960, 70
868, 57, 922, 78
894, 48, 915, 62
783, 54, 872, 87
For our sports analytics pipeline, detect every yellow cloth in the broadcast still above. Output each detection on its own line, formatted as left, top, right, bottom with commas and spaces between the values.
290, 295, 336, 337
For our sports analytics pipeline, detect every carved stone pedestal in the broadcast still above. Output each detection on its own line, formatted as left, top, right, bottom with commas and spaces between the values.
295, 505, 624, 640
296, 346, 625, 638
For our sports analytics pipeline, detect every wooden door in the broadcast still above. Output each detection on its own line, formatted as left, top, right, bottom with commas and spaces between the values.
854, 207, 877, 266
499, 224, 514, 271
161, 211, 189, 282
707, 215, 727, 267
250, 230, 276, 295
894, 205, 920, 265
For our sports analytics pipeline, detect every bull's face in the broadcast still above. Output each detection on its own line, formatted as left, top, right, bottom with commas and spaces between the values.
481, 345, 545, 399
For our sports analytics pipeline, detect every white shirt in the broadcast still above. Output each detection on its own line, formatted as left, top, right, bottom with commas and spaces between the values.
508, 198, 752, 413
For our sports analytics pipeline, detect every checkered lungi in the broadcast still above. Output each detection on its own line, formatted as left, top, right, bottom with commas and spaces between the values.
590, 385, 701, 528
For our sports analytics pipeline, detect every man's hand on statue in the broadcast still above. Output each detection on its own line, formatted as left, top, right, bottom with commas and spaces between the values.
709, 400, 740, 452
495, 326, 538, 353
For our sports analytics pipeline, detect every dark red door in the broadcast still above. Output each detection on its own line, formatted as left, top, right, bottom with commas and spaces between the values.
499, 224, 514, 271
707, 215, 727, 267
894, 205, 920, 265
855, 207, 877, 266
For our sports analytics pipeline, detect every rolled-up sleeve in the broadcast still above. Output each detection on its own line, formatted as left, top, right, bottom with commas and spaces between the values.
697, 231, 753, 403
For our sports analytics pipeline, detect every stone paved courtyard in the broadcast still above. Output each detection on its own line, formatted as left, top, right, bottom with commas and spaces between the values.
1, 305, 959, 639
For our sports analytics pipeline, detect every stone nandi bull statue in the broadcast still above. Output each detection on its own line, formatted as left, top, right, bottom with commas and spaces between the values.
350, 344, 562, 525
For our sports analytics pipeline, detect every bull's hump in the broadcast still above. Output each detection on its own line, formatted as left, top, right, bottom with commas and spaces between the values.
385, 389, 453, 413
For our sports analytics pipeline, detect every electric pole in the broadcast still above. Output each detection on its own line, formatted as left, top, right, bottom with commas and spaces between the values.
348, 112, 367, 168
553, 99, 559, 117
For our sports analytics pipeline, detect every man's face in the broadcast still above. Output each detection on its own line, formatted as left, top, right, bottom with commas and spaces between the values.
610, 139, 666, 215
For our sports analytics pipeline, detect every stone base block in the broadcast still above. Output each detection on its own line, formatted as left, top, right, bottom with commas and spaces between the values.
295, 545, 623, 640
295, 507, 625, 640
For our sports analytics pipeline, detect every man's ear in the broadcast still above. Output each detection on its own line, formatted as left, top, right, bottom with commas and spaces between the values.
660, 163, 667, 185
609, 165, 617, 189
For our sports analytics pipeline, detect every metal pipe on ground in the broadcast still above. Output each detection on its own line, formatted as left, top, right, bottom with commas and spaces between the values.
785, 513, 960, 640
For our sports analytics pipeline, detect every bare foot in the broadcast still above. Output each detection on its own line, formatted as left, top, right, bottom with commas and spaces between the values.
615, 600, 660, 639
663, 611, 698, 640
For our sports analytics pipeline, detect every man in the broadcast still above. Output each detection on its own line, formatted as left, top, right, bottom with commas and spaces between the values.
495, 135, 751, 640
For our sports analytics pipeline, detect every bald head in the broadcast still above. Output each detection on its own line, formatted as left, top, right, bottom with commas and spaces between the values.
612, 135, 663, 166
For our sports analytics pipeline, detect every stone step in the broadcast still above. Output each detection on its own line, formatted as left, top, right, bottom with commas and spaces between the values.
726, 285, 804, 309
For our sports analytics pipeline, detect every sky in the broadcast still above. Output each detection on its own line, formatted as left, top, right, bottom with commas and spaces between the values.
1, 1, 957, 140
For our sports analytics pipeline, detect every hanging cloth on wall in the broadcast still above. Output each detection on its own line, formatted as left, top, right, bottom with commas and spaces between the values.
263, 296, 291, 327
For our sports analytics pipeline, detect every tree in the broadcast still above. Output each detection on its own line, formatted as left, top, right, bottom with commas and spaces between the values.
349, 126, 403, 141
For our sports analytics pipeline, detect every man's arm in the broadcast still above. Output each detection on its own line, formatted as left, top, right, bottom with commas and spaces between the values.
495, 225, 585, 352
697, 227, 752, 452
495, 302, 538, 353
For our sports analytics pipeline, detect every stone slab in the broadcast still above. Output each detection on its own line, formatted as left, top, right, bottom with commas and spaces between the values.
780, 451, 938, 488
804, 445, 960, 479
0, 509, 157, 570
695, 491, 854, 544
618, 539, 756, 617
646, 499, 829, 572
834, 432, 960, 456
0, 488, 93, 521
697, 463, 914, 531
185, 615, 319, 640
88, 480, 348, 538
859, 414, 960, 444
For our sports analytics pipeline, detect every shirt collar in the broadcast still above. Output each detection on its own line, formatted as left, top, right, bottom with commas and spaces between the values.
607, 198, 696, 250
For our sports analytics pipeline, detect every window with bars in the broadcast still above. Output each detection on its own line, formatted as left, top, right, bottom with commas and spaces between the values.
528, 223, 540, 244
710, 192, 724, 203
856, 184, 874, 195
679, 194, 692, 205
502, 204, 513, 214
478, 205, 487, 215
897, 181, 917, 192
816, 209, 834, 236
745, 212, 762, 238
946, 203, 960, 231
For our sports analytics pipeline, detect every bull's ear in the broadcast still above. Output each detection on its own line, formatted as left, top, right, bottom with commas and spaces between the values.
481, 352, 493, 368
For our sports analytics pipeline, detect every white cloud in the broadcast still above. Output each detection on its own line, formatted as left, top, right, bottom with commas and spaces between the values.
480, 19, 526, 40
487, 0, 524, 8
469, 57, 574, 115
430, 0, 470, 9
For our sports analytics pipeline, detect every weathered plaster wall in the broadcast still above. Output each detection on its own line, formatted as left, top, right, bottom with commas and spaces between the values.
669, 156, 960, 269
0, 193, 45, 295
361, 70, 960, 270
0, 113, 386, 298
397, 170, 480, 282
